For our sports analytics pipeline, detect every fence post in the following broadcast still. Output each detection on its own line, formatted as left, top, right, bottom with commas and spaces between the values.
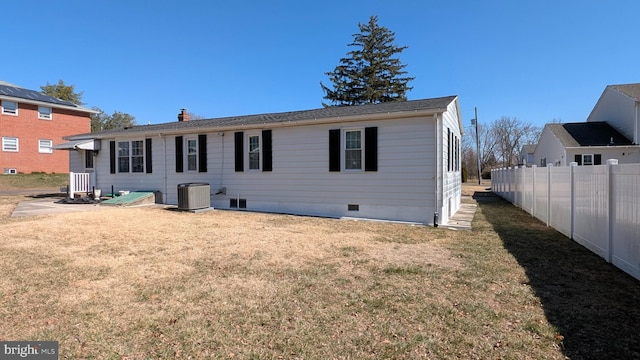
569, 162, 578, 240
607, 159, 618, 263
531, 165, 537, 216
69, 172, 75, 199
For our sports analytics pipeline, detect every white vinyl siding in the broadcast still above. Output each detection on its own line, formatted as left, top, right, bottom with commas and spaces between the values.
2, 137, 18, 152
38, 139, 53, 153
2, 101, 17, 115
81, 98, 464, 226
38, 106, 52, 120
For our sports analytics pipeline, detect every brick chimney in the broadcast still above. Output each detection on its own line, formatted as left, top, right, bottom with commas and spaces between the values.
178, 108, 190, 122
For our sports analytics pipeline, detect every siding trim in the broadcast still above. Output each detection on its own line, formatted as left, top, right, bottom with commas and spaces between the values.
364, 126, 377, 172
262, 130, 272, 172
234, 131, 244, 172
109, 141, 116, 174
198, 134, 207, 172
145, 138, 153, 173
329, 129, 341, 172
175, 136, 184, 173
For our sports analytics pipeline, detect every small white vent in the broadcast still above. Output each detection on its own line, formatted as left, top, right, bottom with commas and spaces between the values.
3, 168, 17, 175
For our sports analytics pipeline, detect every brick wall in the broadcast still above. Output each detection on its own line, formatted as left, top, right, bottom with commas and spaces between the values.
0, 102, 90, 173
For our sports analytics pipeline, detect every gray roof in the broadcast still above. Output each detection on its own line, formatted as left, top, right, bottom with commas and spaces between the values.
0, 83, 78, 107
609, 83, 640, 101
547, 122, 633, 147
69, 96, 458, 139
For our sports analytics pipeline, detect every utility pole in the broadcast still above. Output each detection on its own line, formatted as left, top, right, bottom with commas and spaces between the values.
471, 107, 481, 185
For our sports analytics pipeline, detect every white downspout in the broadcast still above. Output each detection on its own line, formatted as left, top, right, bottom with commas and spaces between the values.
434, 113, 441, 226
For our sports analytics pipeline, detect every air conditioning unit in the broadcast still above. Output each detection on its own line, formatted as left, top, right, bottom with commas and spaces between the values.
177, 183, 211, 210
3, 168, 17, 175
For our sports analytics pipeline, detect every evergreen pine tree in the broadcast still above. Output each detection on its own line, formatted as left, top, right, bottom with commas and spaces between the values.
321, 16, 414, 106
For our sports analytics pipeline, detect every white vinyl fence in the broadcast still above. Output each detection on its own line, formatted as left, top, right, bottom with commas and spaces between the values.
69, 172, 95, 195
491, 160, 640, 281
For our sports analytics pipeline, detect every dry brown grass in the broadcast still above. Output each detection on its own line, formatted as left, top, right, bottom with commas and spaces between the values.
1, 185, 638, 359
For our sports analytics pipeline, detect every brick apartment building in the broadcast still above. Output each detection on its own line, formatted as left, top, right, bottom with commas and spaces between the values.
0, 81, 95, 174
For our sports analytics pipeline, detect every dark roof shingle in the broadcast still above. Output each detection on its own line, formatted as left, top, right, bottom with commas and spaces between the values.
549, 122, 633, 147
71, 96, 457, 139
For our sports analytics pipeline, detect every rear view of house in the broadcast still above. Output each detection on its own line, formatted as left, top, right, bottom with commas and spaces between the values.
0, 81, 95, 174
59, 97, 463, 225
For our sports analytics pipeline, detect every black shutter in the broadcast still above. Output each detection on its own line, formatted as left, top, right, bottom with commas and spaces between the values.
329, 129, 341, 172
364, 127, 378, 171
594, 154, 602, 165
234, 132, 244, 172
574, 154, 582, 165
262, 130, 272, 172
109, 141, 116, 174
175, 136, 183, 173
145, 138, 153, 173
198, 134, 207, 172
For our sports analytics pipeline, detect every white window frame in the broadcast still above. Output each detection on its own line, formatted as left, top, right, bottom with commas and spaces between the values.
38, 106, 52, 120
38, 139, 53, 153
247, 133, 261, 171
2, 101, 18, 116
582, 154, 593, 166
117, 140, 145, 173
187, 138, 198, 171
2, 137, 18, 152
343, 128, 363, 171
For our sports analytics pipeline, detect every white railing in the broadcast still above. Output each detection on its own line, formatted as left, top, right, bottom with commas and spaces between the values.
69, 172, 95, 195
491, 160, 640, 281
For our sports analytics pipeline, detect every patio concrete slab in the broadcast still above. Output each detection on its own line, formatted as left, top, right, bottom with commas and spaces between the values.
11, 197, 104, 217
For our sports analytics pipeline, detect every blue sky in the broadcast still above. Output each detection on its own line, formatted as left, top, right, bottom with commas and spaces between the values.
3, 0, 639, 129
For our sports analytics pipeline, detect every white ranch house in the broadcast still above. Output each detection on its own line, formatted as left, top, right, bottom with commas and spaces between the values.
57, 97, 464, 226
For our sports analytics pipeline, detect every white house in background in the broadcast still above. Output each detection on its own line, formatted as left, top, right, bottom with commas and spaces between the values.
57, 96, 464, 226
534, 83, 640, 167
519, 144, 536, 166
587, 83, 640, 144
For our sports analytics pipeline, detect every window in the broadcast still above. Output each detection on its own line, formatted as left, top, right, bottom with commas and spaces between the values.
234, 131, 271, 172
118, 140, 145, 173
344, 129, 362, 170
248, 135, 260, 170
118, 142, 130, 172
85, 150, 95, 169
38, 139, 53, 153
187, 139, 198, 171
38, 106, 52, 120
131, 140, 144, 172
329, 127, 377, 172
2, 101, 17, 115
574, 154, 601, 166
111, 139, 152, 174
2, 137, 18, 152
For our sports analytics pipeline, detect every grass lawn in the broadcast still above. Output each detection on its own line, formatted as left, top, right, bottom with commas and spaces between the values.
0, 185, 638, 359
0, 173, 68, 190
